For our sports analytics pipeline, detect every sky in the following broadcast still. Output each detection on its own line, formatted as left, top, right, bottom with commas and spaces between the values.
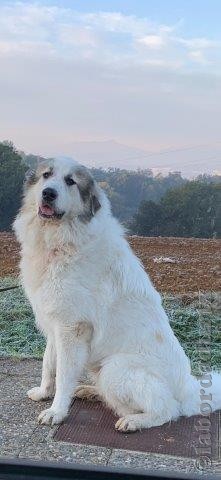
0, 0, 221, 163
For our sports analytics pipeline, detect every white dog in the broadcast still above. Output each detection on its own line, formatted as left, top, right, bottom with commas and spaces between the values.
14, 158, 221, 431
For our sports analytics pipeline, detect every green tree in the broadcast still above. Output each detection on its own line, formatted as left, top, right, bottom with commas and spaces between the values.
91, 167, 185, 222
129, 201, 164, 236
161, 182, 221, 238
0, 141, 27, 231
130, 181, 221, 238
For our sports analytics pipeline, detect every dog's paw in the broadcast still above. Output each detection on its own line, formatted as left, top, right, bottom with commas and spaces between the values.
38, 407, 67, 426
27, 387, 51, 402
115, 416, 139, 432
75, 385, 100, 402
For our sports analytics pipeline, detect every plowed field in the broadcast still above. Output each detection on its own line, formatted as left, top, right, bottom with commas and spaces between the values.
0, 233, 220, 294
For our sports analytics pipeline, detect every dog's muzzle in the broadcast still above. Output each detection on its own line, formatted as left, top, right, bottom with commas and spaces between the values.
39, 188, 64, 219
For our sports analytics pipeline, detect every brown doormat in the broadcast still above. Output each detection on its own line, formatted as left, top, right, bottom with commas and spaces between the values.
54, 399, 220, 460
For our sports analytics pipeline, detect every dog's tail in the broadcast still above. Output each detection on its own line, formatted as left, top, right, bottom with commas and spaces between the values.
180, 371, 221, 417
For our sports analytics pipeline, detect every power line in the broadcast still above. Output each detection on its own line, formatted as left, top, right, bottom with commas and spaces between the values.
117, 142, 221, 164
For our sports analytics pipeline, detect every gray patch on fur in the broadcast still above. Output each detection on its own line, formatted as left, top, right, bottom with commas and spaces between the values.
23, 160, 54, 191
24, 169, 37, 190
37, 161, 54, 176
74, 166, 101, 223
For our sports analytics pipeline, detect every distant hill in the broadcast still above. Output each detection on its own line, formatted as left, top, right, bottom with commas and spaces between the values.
56, 140, 221, 178
56, 140, 148, 171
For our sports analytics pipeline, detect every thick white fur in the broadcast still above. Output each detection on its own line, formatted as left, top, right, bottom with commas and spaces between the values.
14, 158, 221, 431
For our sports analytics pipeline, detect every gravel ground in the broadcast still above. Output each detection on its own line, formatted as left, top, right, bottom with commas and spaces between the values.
0, 357, 220, 476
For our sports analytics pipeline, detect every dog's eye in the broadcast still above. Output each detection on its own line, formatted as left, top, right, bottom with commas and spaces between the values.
43, 171, 51, 179
65, 176, 76, 186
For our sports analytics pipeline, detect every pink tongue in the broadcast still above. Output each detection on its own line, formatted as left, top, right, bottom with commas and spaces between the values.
40, 205, 54, 216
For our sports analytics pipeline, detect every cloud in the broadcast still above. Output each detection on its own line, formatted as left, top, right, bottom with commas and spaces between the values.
59, 25, 98, 48
188, 50, 208, 65
179, 37, 219, 50
82, 11, 152, 36
177, 36, 220, 66
0, 2, 220, 69
137, 35, 165, 49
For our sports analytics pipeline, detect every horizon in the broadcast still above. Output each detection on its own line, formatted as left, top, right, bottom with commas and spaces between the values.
2, 137, 220, 179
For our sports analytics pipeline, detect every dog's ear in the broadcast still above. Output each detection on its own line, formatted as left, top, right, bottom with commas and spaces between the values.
24, 169, 37, 189
75, 165, 102, 222
90, 193, 101, 216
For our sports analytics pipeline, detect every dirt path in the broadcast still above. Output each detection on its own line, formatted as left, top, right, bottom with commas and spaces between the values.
0, 233, 220, 294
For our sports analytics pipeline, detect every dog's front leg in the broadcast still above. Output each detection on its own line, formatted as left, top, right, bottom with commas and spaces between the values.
38, 322, 90, 426
28, 337, 56, 401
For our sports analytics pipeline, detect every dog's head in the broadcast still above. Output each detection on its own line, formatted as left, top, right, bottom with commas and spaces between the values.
24, 158, 101, 223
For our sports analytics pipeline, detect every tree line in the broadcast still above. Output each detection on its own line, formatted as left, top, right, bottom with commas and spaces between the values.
0, 141, 220, 238
130, 182, 221, 238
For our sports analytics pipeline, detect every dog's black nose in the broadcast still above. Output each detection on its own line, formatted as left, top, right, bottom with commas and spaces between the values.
42, 187, 57, 202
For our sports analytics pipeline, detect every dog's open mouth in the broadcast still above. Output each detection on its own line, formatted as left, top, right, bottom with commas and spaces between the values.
38, 204, 64, 219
